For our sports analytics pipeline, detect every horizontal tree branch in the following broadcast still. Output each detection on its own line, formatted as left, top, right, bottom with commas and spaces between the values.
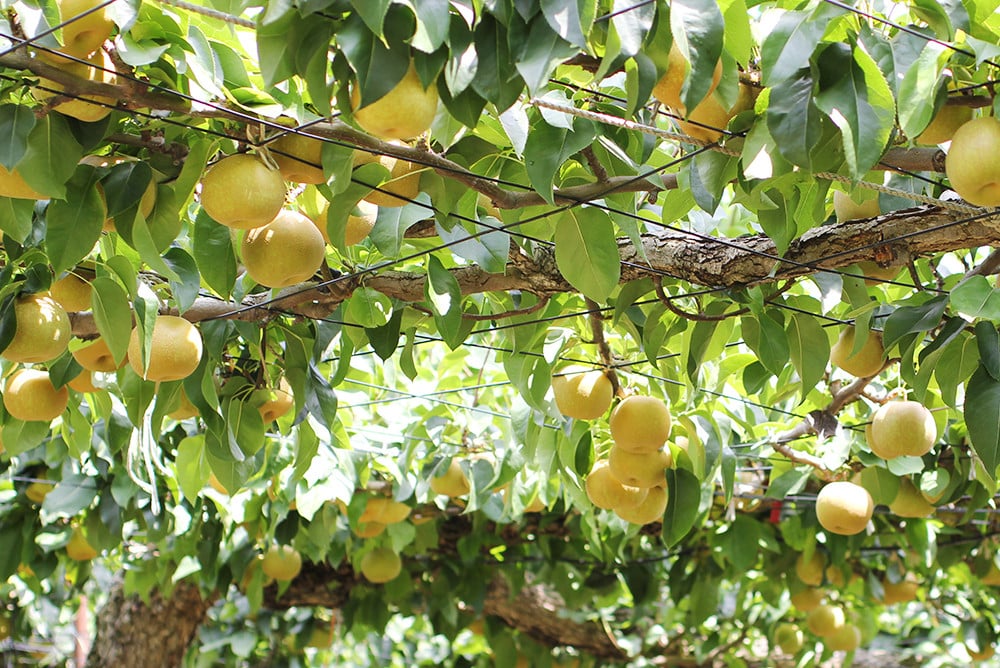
65, 205, 1000, 336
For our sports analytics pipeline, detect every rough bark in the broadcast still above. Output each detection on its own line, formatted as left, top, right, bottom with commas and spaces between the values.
263, 562, 627, 661
63, 204, 1000, 337
86, 579, 211, 668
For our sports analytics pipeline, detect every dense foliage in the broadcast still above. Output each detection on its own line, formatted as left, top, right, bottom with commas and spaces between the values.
0, 0, 999, 665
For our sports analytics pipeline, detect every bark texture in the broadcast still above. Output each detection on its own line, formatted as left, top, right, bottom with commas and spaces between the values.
86, 579, 211, 668
65, 205, 1000, 338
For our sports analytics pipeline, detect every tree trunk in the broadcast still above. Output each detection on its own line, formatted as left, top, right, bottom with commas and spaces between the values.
86, 579, 211, 668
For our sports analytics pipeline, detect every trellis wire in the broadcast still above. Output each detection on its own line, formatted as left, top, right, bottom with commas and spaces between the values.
530, 96, 984, 215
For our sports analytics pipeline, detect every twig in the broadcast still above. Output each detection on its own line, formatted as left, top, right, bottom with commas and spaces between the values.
584, 298, 622, 398
581, 146, 609, 182
461, 295, 550, 322
654, 277, 750, 321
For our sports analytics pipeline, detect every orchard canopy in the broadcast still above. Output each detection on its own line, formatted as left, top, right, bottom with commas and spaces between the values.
1, 0, 1000, 665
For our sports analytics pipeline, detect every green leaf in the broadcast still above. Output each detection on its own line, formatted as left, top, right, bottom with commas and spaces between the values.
952, 276, 1000, 321
256, 6, 299, 87
670, 0, 725, 111
897, 42, 950, 139
351, 0, 392, 34
975, 321, 1000, 381
0, 104, 36, 169
90, 276, 132, 365
162, 248, 200, 314
40, 473, 98, 521
345, 286, 392, 328
338, 14, 410, 107
554, 207, 620, 303
426, 256, 464, 349
540, 0, 588, 47
305, 364, 338, 430
741, 312, 789, 377
523, 118, 597, 203
662, 467, 702, 548
45, 168, 105, 273
18, 113, 83, 199
787, 312, 830, 402
760, 7, 831, 86
192, 210, 237, 298
435, 219, 509, 274
882, 294, 948, 352
511, 15, 579, 94
857, 466, 900, 506
410, 0, 450, 53
225, 398, 265, 458
0, 197, 34, 243
814, 43, 896, 178
936, 333, 979, 407
965, 365, 1000, 479
766, 68, 822, 170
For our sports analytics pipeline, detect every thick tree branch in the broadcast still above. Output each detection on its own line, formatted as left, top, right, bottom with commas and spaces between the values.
63, 205, 1000, 336
87, 579, 212, 668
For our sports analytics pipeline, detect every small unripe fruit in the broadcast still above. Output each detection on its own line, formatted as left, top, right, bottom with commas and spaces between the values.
260, 545, 302, 581
360, 547, 402, 584
806, 603, 845, 638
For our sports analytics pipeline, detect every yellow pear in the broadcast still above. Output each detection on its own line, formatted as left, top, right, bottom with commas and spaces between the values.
241, 210, 326, 288
127, 315, 203, 382
353, 521, 387, 538
790, 587, 825, 612
967, 644, 996, 662
430, 459, 470, 498
0, 165, 46, 199
34, 50, 117, 122
2, 293, 71, 363
825, 623, 861, 652
4, 369, 69, 421
199, 154, 287, 229
359, 497, 412, 525
362, 155, 421, 208
66, 527, 98, 561
551, 366, 614, 420
980, 562, 1000, 586
815, 481, 873, 535
945, 117, 1000, 207
310, 200, 379, 246
585, 459, 648, 510
806, 603, 845, 638
260, 544, 302, 581
676, 92, 734, 142
651, 42, 722, 111
774, 622, 804, 654
609, 395, 672, 453
25, 472, 53, 504
49, 273, 92, 312
607, 445, 672, 489
360, 547, 402, 584
888, 476, 936, 518
833, 190, 880, 222
868, 400, 936, 459
352, 62, 439, 140
856, 261, 902, 285
72, 337, 120, 372
48, 0, 115, 58
916, 104, 973, 145
880, 575, 918, 604
614, 485, 668, 525
795, 551, 826, 587
829, 326, 884, 378
168, 389, 199, 420
257, 376, 294, 423
68, 370, 99, 393
270, 132, 326, 184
